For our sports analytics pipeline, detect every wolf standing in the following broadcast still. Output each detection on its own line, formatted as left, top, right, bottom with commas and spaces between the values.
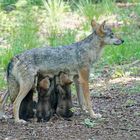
0, 20, 124, 123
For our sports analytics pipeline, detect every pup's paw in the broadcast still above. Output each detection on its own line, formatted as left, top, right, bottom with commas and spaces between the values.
15, 119, 27, 124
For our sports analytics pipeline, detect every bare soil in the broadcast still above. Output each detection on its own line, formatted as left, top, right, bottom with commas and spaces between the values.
0, 75, 140, 140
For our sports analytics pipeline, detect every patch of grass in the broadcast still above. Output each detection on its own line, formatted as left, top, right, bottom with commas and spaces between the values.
122, 84, 140, 95
74, 0, 117, 20
0, 8, 40, 70
124, 99, 137, 107
134, 112, 140, 117
47, 29, 77, 47
83, 118, 97, 128
83, 118, 105, 128
74, 0, 97, 20
1, 0, 17, 7
28, 0, 43, 6
42, 0, 70, 28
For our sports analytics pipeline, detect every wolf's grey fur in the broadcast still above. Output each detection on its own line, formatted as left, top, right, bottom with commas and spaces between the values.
0, 20, 124, 122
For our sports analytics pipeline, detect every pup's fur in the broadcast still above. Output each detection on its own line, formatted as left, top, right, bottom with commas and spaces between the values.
36, 72, 73, 122
56, 72, 73, 118
36, 75, 54, 122
0, 20, 124, 122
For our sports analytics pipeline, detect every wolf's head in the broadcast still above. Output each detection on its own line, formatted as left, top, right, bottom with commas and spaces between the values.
91, 20, 124, 46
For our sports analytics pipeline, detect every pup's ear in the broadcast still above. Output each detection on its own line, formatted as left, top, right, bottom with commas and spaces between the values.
39, 77, 50, 90
96, 20, 106, 37
91, 20, 98, 29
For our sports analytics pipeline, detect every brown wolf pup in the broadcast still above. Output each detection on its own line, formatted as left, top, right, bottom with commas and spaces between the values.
55, 72, 73, 118
1, 20, 124, 123
36, 75, 54, 122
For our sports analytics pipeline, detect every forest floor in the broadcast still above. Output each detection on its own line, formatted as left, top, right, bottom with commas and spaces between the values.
0, 70, 140, 140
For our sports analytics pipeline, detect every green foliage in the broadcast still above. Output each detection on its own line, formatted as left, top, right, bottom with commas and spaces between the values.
124, 99, 137, 107
47, 29, 77, 47
28, 0, 43, 6
74, 0, 117, 20
0, 9, 40, 69
83, 118, 97, 128
42, 0, 70, 28
1, 0, 17, 7
74, 0, 96, 20
69, 107, 77, 113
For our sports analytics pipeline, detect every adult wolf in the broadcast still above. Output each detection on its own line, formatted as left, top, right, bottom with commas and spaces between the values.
0, 20, 124, 123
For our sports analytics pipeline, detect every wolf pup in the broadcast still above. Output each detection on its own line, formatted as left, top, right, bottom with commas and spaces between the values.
55, 72, 73, 118
0, 20, 124, 123
36, 75, 54, 122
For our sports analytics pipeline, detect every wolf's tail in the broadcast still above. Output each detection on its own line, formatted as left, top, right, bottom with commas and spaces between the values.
6, 58, 19, 102
0, 60, 14, 112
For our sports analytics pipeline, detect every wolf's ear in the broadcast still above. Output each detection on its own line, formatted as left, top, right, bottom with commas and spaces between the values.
96, 20, 106, 37
91, 20, 98, 29
100, 20, 106, 32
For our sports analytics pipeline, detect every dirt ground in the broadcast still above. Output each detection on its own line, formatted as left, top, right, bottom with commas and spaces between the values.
0, 75, 140, 140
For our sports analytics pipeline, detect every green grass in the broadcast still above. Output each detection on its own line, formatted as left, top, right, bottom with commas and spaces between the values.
74, 0, 117, 20
47, 29, 77, 47
0, 0, 17, 7
42, 0, 70, 28
0, 8, 40, 70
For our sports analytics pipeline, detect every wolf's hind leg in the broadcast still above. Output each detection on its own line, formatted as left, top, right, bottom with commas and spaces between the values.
13, 79, 34, 123
0, 75, 19, 119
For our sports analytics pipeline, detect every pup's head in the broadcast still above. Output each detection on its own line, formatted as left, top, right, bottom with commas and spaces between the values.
37, 76, 50, 97
56, 85, 73, 118
58, 72, 73, 86
91, 20, 124, 46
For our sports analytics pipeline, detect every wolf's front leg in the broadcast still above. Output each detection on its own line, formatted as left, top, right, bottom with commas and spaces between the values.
78, 68, 102, 119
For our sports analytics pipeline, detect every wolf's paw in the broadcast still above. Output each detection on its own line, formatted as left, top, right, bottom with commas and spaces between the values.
15, 119, 27, 124
90, 111, 102, 119
92, 113, 102, 119
81, 106, 87, 112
